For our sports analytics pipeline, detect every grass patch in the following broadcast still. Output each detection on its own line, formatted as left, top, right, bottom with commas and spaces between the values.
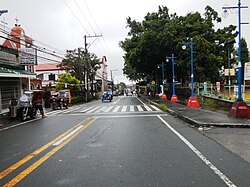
158, 104, 167, 111
203, 98, 218, 109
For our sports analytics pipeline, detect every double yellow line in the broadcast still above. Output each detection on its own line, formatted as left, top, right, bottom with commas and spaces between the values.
0, 117, 97, 187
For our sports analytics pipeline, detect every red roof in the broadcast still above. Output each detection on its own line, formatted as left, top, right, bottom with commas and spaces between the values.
36, 63, 60, 71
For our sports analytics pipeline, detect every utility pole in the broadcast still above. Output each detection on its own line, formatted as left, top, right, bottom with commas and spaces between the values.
83, 34, 102, 102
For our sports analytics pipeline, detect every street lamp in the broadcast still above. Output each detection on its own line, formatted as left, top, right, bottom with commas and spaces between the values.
157, 62, 167, 100
223, 0, 250, 118
182, 38, 200, 108
166, 54, 178, 102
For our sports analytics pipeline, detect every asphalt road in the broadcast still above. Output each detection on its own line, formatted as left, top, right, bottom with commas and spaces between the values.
0, 96, 250, 186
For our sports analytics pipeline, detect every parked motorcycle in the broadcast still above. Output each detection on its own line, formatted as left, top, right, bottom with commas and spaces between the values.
8, 90, 43, 121
50, 90, 70, 110
19, 93, 37, 121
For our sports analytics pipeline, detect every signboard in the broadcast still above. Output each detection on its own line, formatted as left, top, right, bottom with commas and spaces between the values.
224, 69, 235, 76
18, 48, 37, 65
0, 51, 18, 65
244, 62, 250, 80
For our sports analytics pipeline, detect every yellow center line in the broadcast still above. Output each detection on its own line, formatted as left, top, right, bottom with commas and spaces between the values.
0, 118, 89, 180
3, 118, 97, 187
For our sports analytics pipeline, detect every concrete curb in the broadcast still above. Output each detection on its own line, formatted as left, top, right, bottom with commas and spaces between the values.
146, 98, 250, 127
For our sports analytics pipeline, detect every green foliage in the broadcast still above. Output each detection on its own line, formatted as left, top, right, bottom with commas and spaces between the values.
59, 49, 100, 81
71, 96, 84, 104
158, 104, 167, 111
56, 73, 80, 96
120, 5, 238, 85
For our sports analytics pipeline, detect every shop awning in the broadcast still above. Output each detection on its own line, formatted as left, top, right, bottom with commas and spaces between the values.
0, 66, 36, 78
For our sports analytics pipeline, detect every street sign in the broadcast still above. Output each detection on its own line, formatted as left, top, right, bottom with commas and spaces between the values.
151, 80, 155, 85
224, 69, 236, 76
244, 62, 250, 80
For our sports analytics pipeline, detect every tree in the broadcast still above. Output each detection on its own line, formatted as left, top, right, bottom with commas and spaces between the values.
120, 5, 237, 86
56, 73, 80, 97
58, 49, 100, 99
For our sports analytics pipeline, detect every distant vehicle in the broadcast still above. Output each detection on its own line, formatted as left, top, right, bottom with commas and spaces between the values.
127, 92, 132, 96
126, 88, 132, 96
101, 90, 113, 102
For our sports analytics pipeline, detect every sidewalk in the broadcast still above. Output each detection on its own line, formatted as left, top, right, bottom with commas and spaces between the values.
144, 96, 250, 127
0, 107, 52, 130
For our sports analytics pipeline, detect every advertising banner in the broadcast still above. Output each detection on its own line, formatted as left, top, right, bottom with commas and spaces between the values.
18, 48, 37, 65
0, 51, 18, 65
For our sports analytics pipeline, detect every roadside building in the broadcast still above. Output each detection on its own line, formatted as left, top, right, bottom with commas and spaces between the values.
35, 63, 65, 88
0, 25, 36, 113
95, 56, 108, 97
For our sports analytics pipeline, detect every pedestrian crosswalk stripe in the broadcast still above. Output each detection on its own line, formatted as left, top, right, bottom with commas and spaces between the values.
80, 106, 93, 113
64, 107, 80, 114
130, 105, 135, 112
121, 106, 127, 112
113, 106, 120, 112
95, 106, 108, 112
137, 105, 143, 112
104, 106, 114, 112
144, 105, 152, 111
50, 105, 161, 116
86, 106, 101, 113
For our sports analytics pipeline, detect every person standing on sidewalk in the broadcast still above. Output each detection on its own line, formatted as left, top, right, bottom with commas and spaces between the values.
32, 91, 45, 118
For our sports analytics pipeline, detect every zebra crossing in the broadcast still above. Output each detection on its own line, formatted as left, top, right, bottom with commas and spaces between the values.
49, 104, 161, 115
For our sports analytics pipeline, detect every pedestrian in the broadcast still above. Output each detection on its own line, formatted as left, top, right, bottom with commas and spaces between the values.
33, 92, 45, 118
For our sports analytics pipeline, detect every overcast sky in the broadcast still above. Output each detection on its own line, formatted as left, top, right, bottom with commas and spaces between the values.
1, 0, 249, 84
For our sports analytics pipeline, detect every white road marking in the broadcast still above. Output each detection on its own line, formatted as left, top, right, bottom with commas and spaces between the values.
95, 106, 108, 113
143, 105, 152, 111
137, 105, 144, 112
64, 107, 80, 114
157, 115, 236, 187
113, 106, 120, 112
150, 105, 160, 111
104, 106, 114, 112
121, 106, 127, 112
96, 114, 168, 118
53, 125, 84, 146
130, 105, 135, 112
86, 106, 101, 113
136, 97, 146, 105
80, 107, 93, 113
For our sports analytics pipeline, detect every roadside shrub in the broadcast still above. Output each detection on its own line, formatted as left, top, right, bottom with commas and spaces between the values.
204, 98, 217, 109
158, 104, 167, 111
71, 96, 84, 104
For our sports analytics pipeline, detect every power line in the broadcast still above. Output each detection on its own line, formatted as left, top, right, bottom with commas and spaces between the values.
0, 23, 66, 57
73, 0, 97, 35
62, 0, 90, 35
82, 0, 112, 58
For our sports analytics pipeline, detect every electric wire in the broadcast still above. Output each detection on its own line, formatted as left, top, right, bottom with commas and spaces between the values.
82, 0, 112, 57
73, 0, 97, 35
62, 0, 90, 35
0, 24, 65, 58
